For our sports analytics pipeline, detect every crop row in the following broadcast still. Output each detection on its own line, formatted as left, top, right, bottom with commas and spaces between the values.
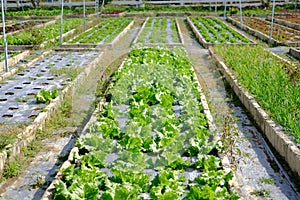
70, 17, 132, 44
238, 17, 300, 43
0, 18, 84, 45
276, 16, 300, 24
190, 17, 250, 44
52, 46, 237, 199
137, 18, 180, 44
215, 45, 300, 144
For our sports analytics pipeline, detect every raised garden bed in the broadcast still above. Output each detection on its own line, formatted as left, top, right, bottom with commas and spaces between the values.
289, 47, 300, 60
43, 46, 237, 199
228, 16, 300, 46
63, 17, 134, 48
266, 16, 300, 31
0, 49, 103, 177
0, 51, 30, 73
132, 17, 183, 46
0, 18, 86, 49
0, 20, 48, 34
210, 45, 300, 178
187, 17, 254, 48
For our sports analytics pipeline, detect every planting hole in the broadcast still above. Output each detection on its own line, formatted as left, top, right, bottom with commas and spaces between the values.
40, 69, 47, 72
27, 93, 35, 96
41, 82, 49, 86
23, 82, 31, 85
33, 87, 42, 90
9, 107, 19, 110
29, 114, 37, 120
47, 77, 54, 80
5, 92, 14, 96
2, 114, 13, 118
14, 86, 23, 90
18, 73, 25, 76
0, 98, 7, 102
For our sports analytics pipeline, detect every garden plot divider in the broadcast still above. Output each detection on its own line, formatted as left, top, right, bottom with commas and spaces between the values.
266, 16, 300, 31
187, 17, 255, 48
61, 18, 135, 49
0, 50, 30, 74
132, 17, 184, 46
289, 47, 300, 60
0, 50, 104, 177
209, 46, 300, 179
227, 17, 300, 47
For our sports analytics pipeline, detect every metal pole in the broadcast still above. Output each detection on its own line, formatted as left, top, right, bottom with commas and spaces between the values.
239, 0, 243, 23
60, 0, 64, 46
224, 0, 227, 19
295, 0, 297, 10
83, 0, 86, 32
269, 0, 275, 45
1, 0, 9, 72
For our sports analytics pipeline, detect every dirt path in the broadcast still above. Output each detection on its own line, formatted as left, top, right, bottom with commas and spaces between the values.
179, 18, 300, 200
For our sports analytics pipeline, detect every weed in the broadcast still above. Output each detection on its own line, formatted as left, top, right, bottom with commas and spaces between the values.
50, 66, 81, 80
22, 140, 41, 158
0, 134, 17, 150
36, 73, 44, 77
2, 160, 22, 178
8, 77, 17, 80
258, 177, 274, 185
15, 97, 31, 102
250, 189, 271, 197
219, 110, 242, 170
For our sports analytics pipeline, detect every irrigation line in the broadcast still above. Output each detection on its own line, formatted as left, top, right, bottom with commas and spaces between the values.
223, 0, 227, 19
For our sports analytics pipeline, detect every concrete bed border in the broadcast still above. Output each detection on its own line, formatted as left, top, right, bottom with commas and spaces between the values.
227, 16, 300, 47
208, 46, 300, 179
186, 17, 255, 49
61, 19, 135, 49
0, 50, 30, 74
266, 16, 300, 31
0, 50, 104, 177
289, 47, 300, 60
40, 47, 239, 199
132, 17, 184, 46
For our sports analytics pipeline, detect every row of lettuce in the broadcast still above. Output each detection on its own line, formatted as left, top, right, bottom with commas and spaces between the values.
53, 46, 238, 199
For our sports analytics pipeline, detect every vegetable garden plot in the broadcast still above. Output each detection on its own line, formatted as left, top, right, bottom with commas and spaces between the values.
133, 17, 183, 45
0, 18, 84, 47
0, 51, 99, 123
187, 17, 253, 48
265, 16, 300, 31
229, 17, 300, 46
65, 17, 134, 48
214, 45, 300, 144
50, 46, 237, 199
0, 20, 47, 34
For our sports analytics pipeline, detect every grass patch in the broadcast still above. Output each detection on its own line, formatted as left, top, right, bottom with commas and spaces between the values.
2, 159, 22, 179
258, 177, 275, 185
50, 66, 81, 80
